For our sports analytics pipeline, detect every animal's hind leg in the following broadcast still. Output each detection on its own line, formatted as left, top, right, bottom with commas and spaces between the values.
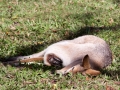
82, 69, 101, 76
5, 50, 46, 65
5, 57, 44, 66
11, 57, 44, 63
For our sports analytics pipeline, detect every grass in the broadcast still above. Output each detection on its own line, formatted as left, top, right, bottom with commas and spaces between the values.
0, 0, 120, 89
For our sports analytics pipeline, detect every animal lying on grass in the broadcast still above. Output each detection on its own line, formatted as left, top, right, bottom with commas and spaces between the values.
6, 35, 112, 76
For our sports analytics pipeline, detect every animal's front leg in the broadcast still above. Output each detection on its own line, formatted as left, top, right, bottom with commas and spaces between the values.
56, 64, 84, 75
56, 66, 72, 75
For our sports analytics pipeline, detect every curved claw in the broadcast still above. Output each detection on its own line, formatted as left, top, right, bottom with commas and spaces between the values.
56, 67, 74, 75
56, 70, 65, 75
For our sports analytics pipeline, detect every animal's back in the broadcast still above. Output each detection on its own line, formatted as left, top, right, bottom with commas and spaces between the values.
71, 35, 106, 44
70, 35, 112, 69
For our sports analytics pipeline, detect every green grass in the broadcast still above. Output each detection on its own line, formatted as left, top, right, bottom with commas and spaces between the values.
0, 0, 120, 89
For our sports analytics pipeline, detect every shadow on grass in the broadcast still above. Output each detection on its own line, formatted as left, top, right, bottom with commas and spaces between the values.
17, 64, 57, 74
0, 43, 45, 62
64, 24, 120, 39
1, 25, 119, 61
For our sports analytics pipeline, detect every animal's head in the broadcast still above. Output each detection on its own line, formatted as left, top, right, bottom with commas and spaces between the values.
44, 54, 63, 68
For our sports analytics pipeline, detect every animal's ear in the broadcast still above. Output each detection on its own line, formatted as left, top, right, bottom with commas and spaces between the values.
82, 55, 91, 69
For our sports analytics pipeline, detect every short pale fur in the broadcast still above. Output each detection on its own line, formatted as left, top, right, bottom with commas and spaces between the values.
8, 35, 112, 76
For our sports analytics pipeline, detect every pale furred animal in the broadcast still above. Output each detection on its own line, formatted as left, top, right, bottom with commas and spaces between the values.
7, 35, 112, 76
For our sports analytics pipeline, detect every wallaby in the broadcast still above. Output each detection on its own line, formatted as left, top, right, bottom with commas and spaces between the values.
6, 35, 112, 76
